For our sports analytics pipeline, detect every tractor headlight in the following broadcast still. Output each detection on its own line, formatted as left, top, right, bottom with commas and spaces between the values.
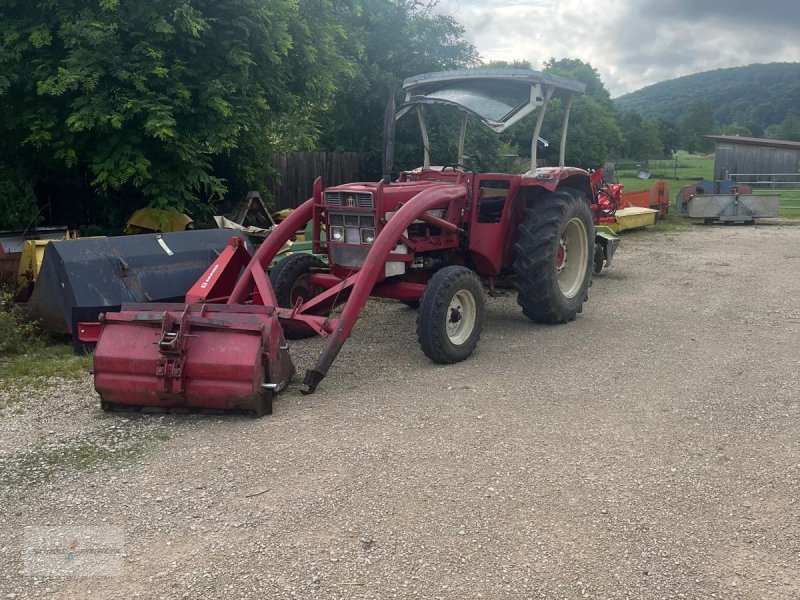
361, 228, 376, 244
331, 226, 344, 241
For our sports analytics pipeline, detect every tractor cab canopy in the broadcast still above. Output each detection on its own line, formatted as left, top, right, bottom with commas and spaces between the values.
393, 68, 585, 172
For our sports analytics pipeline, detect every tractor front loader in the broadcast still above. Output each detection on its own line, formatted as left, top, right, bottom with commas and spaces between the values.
90, 68, 616, 415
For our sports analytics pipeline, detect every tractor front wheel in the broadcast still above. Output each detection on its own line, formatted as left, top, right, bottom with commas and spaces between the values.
270, 253, 326, 339
513, 191, 594, 324
417, 266, 485, 364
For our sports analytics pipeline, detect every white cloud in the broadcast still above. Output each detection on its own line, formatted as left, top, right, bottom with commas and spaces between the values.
435, 0, 800, 96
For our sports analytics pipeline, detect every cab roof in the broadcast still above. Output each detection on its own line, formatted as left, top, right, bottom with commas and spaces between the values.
400, 68, 585, 133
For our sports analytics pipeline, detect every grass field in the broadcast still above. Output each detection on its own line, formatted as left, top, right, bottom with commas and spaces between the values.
615, 151, 714, 192
0, 344, 92, 386
614, 151, 800, 218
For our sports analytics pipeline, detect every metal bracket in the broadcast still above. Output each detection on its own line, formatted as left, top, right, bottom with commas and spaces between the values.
154, 307, 192, 394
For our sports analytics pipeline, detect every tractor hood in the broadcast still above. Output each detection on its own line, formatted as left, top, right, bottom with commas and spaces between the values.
399, 68, 585, 133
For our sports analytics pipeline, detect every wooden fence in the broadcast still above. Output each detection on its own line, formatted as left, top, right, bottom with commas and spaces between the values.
270, 152, 369, 210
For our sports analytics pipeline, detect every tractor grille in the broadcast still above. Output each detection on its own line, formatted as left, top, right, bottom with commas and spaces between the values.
325, 191, 374, 209
330, 245, 369, 268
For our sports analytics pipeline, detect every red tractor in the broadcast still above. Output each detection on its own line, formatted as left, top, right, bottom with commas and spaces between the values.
90, 69, 618, 414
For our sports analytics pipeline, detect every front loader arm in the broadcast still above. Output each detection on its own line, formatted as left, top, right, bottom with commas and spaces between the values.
301, 182, 467, 394
228, 198, 315, 306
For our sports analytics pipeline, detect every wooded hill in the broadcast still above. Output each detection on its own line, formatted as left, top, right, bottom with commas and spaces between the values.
614, 62, 800, 136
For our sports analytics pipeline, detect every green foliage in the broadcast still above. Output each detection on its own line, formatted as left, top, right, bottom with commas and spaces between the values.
0, 166, 39, 229
539, 59, 622, 168
657, 119, 680, 155
0, 0, 355, 220
619, 112, 664, 160
544, 58, 613, 108
0, 0, 481, 220
0, 344, 93, 384
558, 96, 623, 167
0, 289, 42, 356
614, 62, 800, 136
679, 102, 715, 154
318, 0, 478, 170
776, 110, 800, 141
723, 122, 753, 137
12, 0, 772, 213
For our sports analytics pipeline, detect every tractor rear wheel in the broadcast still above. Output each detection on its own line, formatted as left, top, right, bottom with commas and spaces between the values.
270, 253, 326, 339
417, 266, 485, 364
514, 191, 594, 324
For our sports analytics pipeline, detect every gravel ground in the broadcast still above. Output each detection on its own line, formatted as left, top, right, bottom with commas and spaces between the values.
1, 224, 799, 599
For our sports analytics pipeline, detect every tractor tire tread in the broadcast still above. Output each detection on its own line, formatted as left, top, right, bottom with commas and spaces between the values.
269, 253, 326, 308
269, 253, 326, 339
513, 191, 594, 324
416, 266, 485, 364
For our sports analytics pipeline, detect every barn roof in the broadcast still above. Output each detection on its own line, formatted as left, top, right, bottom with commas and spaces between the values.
706, 135, 800, 149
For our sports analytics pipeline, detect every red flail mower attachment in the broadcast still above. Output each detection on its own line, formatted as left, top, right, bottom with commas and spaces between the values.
94, 303, 293, 416
91, 219, 302, 416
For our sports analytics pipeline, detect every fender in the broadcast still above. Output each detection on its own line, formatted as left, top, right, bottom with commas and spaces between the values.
522, 166, 593, 192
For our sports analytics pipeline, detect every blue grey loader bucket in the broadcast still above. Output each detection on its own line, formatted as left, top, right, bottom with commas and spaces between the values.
26, 229, 251, 351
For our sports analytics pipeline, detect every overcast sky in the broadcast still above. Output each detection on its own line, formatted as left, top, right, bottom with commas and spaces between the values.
434, 0, 800, 97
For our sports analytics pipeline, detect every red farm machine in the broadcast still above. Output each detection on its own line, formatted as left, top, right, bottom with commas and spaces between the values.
88, 69, 619, 415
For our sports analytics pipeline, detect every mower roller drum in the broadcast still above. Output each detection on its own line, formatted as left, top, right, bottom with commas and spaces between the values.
89, 68, 617, 414
93, 303, 293, 416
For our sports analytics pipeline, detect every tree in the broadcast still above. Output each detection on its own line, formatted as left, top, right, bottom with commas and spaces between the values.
539, 59, 622, 167
657, 119, 680, 156
613, 63, 800, 135
554, 97, 623, 167
679, 102, 715, 153
619, 112, 663, 159
723, 122, 753, 137
0, 166, 37, 230
316, 0, 478, 164
776, 110, 800, 141
481, 59, 533, 70
543, 58, 613, 108
0, 0, 352, 227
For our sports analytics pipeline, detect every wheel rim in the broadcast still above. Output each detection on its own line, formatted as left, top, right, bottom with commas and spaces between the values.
557, 217, 589, 298
289, 275, 312, 305
446, 289, 477, 346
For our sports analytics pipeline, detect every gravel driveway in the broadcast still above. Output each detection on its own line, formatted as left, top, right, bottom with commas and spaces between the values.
1, 225, 799, 599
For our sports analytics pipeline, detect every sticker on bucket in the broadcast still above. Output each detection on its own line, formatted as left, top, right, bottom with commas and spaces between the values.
156, 236, 174, 256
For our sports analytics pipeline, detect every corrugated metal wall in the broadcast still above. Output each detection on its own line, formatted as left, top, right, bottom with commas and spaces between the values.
714, 142, 800, 182
270, 152, 368, 210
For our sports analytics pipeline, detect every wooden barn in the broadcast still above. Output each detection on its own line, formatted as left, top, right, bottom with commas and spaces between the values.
707, 135, 800, 185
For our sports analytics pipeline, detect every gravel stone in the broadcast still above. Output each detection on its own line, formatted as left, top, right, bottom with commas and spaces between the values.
1, 225, 799, 599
